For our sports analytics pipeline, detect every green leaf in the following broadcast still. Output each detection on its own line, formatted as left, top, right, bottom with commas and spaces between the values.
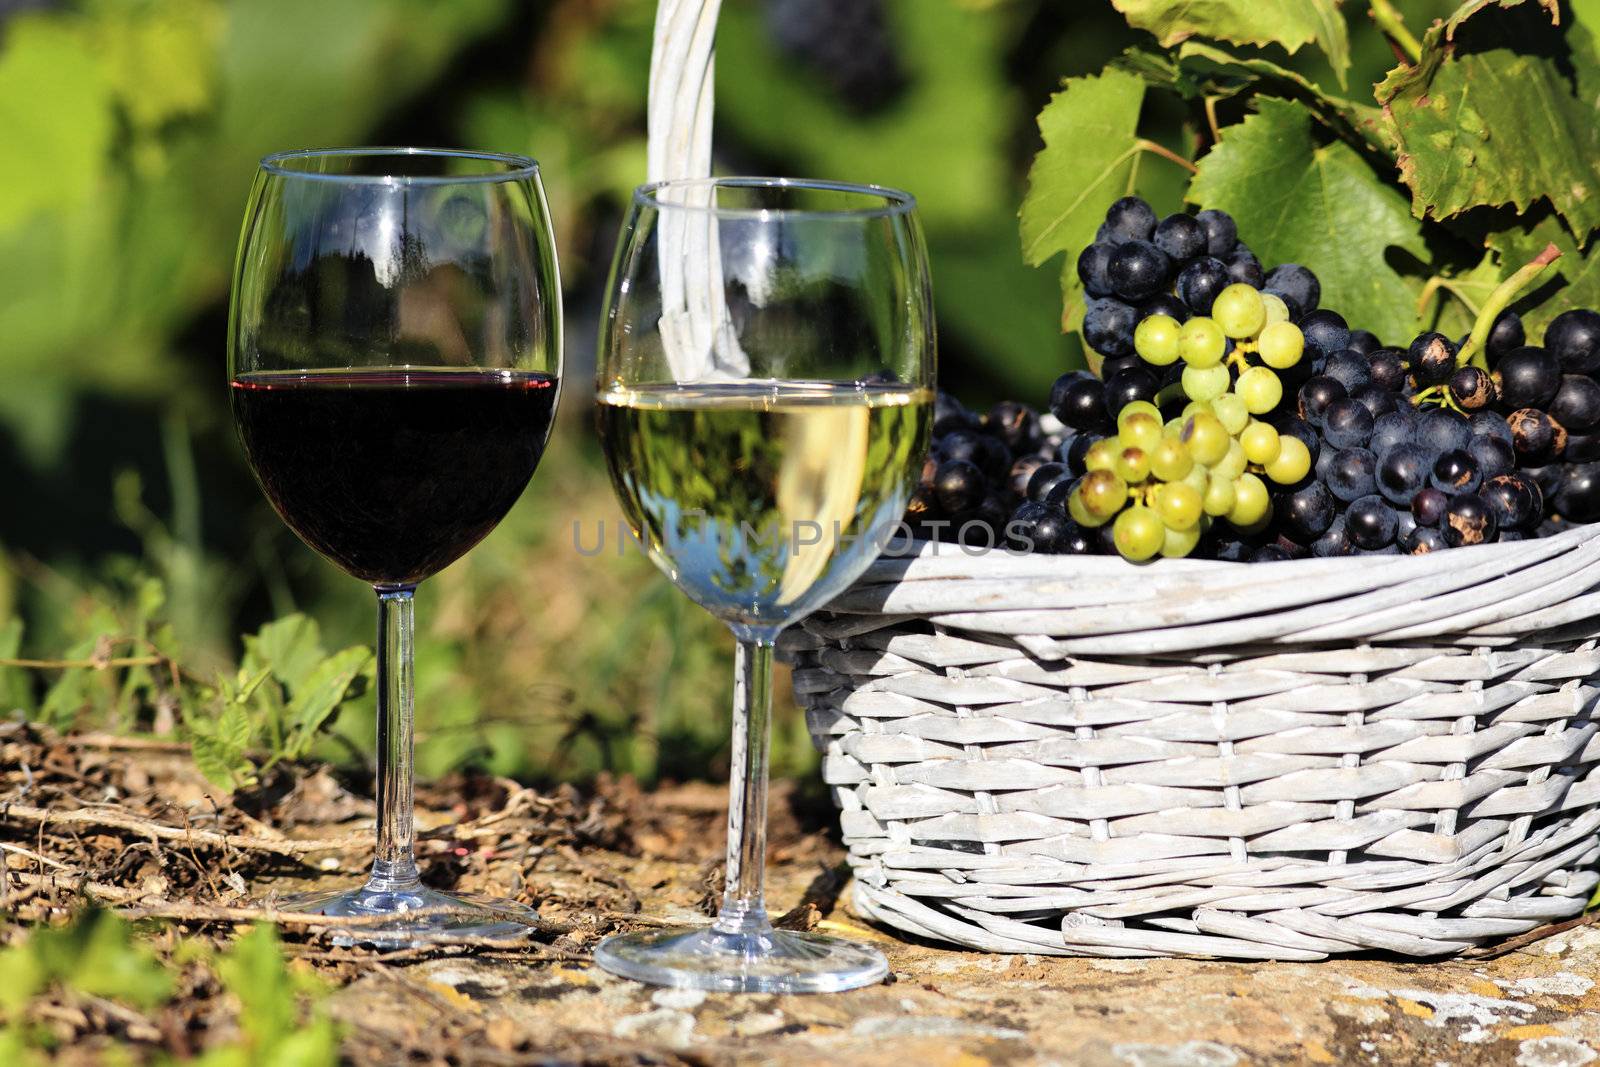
1443, 0, 1559, 38
190, 734, 239, 790
1019, 69, 1147, 343
1110, 0, 1351, 83
284, 647, 373, 757
218, 700, 253, 755
89, 0, 222, 132
0, 943, 45, 1012
1487, 211, 1600, 336
1378, 8, 1600, 240
0, 619, 33, 716
0, 17, 114, 232
242, 614, 325, 690
1188, 97, 1429, 344
31, 910, 171, 1010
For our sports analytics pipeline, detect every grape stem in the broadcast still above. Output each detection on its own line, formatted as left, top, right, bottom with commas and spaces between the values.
1455, 242, 1563, 371
1369, 0, 1423, 64
1135, 139, 1199, 175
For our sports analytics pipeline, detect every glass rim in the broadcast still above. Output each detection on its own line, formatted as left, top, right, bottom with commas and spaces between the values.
258, 147, 542, 185
634, 176, 918, 220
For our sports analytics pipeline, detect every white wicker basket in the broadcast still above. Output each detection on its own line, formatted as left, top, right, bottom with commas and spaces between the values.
789, 525, 1600, 959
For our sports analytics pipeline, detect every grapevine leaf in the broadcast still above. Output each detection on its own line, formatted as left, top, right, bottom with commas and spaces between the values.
284, 646, 373, 757
1443, 0, 1559, 39
1019, 69, 1146, 339
190, 735, 238, 790
1110, 0, 1351, 84
1487, 212, 1600, 337
0, 618, 33, 716
218, 700, 253, 755
1188, 97, 1429, 344
1378, 8, 1600, 240
242, 614, 324, 690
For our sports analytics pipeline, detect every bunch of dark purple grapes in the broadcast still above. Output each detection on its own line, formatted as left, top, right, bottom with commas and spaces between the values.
1290, 308, 1600, 556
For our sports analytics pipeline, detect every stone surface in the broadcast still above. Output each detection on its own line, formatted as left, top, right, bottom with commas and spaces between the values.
327, 844, 1600, 1066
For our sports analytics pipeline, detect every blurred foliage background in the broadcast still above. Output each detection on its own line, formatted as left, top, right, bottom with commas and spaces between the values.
0, 0, 1445, 784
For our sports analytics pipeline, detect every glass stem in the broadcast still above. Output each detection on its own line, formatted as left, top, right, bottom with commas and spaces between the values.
715, 630, 778, 936
367, 585, 421, 893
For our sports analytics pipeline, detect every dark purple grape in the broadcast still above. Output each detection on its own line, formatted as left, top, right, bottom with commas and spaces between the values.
1487, 310, 1525, 361
1050, 374, 1112, 433
1083, 297, 1139, 358
1108, 240, 1171, 302
1194, 209, 1236, 257
1431, 449, 1482, 494
934, 392, 978, 436
1449, 365, 1496, 411
1402, 526, 1449, 555
1467, 434, 1515, 478
1027, 462, 1071, 503
1272, 414, 1321, 465
1371, 410, 1416, 455
1469, 411, 1514, 445
1550, 374, 1600, 433
1059, 517, 1096, 554
1103, 196, 1157, 243
1100, 354, 1144, 379
1351, 384, 1399, 420
1009, 455, 1046, 498
1251, 544, 1294, 562
1408, 332, 1457, 387
1443, 493, 1497, 546
1545, 309, 1600, 374
1368, 348, 1409, 392
1523, 464, 1566, 501
1140, 293, 1190, 322
1327, 448, 1377, 502
1494, 346, 1561, 409
1566, 431, 1600, 462
1176, 257, 1228, 315
1412, 486, 1449, 527
1394, 508, 1419, 543
934, 459, 985, 513
1321, 350, 1371, 392
1347, 330, 1381, 357
1554, 461, 1600, 521
1377, 443, 1430, 505
1006, 500, 1050, 550
1298, 376, 1347, 426
1482, 472, 1542, 530
987, 400, 1039, 452
1153, 213, 1205, 262
1508, 407, 1566, 462
1347, 495, 1398, 548
1077, 242, 1116, 298
1323, 399, 1374, 450
1104, 365, 1159, 412
1281, 481, 1335, 539
942, 429, 1010, 479
1264, 264, 1319, 316
1416, 409, 1473, 454
1312, 515, 1353, 556
1300, 310, 1351, 357
1226, 247, 1264, 288
1062, 433, 1099, 475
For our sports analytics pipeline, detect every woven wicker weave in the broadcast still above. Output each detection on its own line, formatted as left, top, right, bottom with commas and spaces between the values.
790, 524, 1600, 959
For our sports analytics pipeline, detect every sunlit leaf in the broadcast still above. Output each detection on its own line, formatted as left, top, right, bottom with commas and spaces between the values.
1110, 0, 1351, 83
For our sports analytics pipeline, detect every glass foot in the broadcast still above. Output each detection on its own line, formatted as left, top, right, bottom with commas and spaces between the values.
594, 923, 889, 993
279, 883, 537, 948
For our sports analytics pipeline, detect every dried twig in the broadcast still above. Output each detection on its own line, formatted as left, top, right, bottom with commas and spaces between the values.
0, 802, 360, 856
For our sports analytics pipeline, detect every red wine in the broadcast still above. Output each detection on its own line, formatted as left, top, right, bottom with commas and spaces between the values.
231, 368, 559, 586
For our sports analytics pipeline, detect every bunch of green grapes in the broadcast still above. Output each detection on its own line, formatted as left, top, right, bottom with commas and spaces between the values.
1069, 284, 1313, 561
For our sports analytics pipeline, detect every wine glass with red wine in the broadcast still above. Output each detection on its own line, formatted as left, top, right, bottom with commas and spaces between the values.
228, 148, 562, 945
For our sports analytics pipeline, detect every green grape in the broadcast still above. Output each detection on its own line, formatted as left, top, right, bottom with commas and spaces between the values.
1181, 399, 1214, 420
1149, 438, 1193, 481
1257, 321, 1305, 370
1113, 505, 1164, 562
1212, 393, 1249, 435
1261, 292, 1290, 326
1067, 487, 1102, 527
1161, 523, 1201, 559
1181, 364, 1230, 402
1202, 475, 1236, 516
1210, 439, 1248, 481
1264, 434, 1312, 484
1235, 366, 1283, 414
1211, 283, 1266, 339
1155, 482, 1203, 530
1115, 446, 1151, 483
1117, 400, 1162, 432
1226, 472, 1270, 526
1178, 317, 1226, 368
1120, 412, 1162, 452
1085, 439, 1119, 472
1078, 469, 1129, 520
1181, 412, 1230, 466
1164, 417, 1185, 439
1134, 314, 1182, 366
1240, 420, 1282, 465
1181, 462, 1209, 496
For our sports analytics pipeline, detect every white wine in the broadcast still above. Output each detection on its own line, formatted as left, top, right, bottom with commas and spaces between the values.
598, 380, 931, 631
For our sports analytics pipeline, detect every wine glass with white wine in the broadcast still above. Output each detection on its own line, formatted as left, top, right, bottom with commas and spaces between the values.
593, 177, 934, 993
